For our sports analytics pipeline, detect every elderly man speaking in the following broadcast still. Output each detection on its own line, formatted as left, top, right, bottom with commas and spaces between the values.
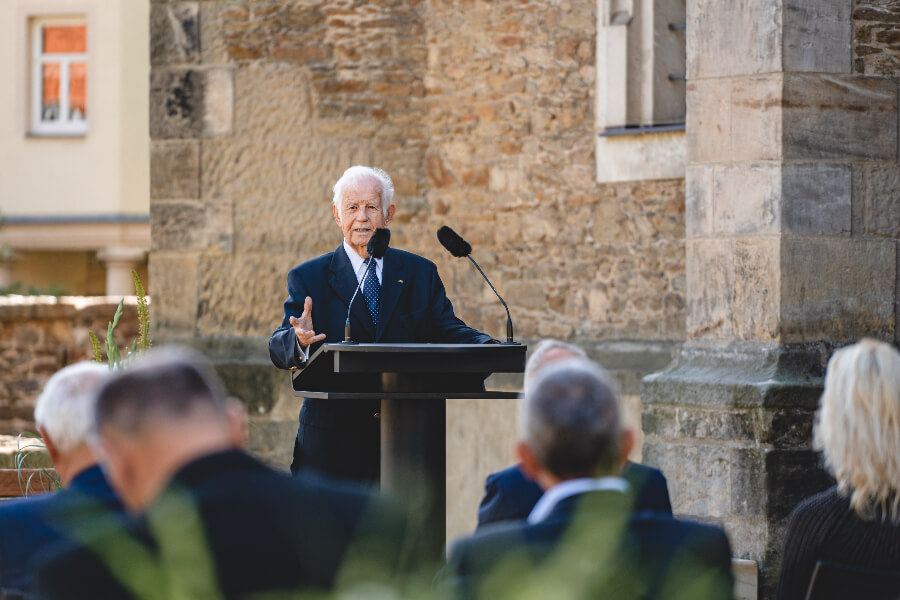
269, 166, 492, 483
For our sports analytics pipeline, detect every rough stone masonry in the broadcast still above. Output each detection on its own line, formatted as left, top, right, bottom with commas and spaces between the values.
148, 0, 685, 539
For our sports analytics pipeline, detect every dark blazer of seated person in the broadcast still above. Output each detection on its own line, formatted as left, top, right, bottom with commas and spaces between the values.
447, 489, 733, 600
0, 465, 124, 594
477, 461, 672, 529
448, 359, 732, 600
34, 450, 410, 600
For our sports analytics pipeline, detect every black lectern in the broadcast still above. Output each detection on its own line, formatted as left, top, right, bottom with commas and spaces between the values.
291, 343, 525, 555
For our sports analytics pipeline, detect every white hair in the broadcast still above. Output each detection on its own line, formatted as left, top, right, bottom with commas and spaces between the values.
34, 362, 110, 453
332, 166, 394, 218
815, 339, 900, 523
523, 339, 587, 393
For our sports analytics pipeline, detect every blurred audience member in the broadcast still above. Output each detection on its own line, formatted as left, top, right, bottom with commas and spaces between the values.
777, 339, 900, 599
445, 358, 733, 600
34, 348, 408, 600
0, 362, 122, 595
477, 339, 671, 529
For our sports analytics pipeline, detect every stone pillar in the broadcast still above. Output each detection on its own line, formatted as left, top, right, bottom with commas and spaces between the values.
643, 1, 899, 597
98, 247, 147, 297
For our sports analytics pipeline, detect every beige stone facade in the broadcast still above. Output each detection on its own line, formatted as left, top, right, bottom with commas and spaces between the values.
0, 0, 150, 296
148, 0, 686, 542
144, 4, 900, 598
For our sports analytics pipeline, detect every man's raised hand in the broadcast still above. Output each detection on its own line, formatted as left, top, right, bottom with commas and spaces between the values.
290, 296, 326, 350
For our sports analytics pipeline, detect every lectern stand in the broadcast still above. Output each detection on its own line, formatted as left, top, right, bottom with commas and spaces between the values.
291, 343, 525, 556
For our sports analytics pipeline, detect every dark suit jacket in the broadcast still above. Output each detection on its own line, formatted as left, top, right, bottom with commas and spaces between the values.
269, 244, 492, 371
34, 450, 410, 599
0, 465, 124, 595
477, 462, 673, 529
446, 490, 733, 600
269, 244, 491, 479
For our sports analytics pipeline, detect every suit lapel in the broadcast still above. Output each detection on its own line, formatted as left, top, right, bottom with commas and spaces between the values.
376, 248, 409, 341
327, 245, 376, 340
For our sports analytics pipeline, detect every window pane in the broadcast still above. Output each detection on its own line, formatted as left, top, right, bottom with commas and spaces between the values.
69, 62, 87, 120
43, 25, 86, 54
41, 63, 60, 122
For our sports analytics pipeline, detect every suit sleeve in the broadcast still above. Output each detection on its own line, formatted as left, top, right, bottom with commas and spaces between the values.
427, 263, 493, 344
269, 269, 324, 370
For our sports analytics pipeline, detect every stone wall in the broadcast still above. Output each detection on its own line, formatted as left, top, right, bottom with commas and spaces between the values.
0, 296, 139, 435
149, 0, 686, 539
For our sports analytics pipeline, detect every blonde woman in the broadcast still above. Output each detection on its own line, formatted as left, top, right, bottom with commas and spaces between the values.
776, 339, 900, 599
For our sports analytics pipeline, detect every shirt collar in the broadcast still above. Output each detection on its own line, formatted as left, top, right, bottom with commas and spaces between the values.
527, 476, 630, 524
342, 239, 383, 283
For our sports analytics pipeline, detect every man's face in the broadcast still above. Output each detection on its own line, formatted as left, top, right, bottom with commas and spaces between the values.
333, 177, 394, 258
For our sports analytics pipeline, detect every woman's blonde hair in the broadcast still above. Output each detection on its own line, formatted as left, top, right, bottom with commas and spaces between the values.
815, 339, 900, 522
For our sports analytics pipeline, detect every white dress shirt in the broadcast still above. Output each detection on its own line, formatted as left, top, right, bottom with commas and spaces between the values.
527, 476, 630, 524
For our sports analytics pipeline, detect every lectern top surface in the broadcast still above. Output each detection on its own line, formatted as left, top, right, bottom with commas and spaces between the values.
318, 343, 523, 353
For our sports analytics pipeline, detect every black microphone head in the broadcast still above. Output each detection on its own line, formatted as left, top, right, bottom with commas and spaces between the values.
437, 226, 472, 258
367, 228, 391, 259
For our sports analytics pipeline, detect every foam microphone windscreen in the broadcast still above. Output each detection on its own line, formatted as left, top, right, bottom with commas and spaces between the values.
437, 226, 472, 258
367, 228, 391, 259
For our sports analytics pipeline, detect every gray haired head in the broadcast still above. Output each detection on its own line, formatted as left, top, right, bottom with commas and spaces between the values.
520, 358, 622, 479
93, 347, 229, 437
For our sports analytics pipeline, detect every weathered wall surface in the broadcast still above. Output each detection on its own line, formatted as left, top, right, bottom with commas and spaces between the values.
0, 297, 139, 435
149, 0, 686, 539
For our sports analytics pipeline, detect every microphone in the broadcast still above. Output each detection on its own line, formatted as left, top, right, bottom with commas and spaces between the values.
367, 227, 391, 259
344, 228, 391, 342
436, 226, 514, 343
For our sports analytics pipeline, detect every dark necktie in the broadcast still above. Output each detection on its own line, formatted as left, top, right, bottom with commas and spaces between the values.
362, 259, 380, 324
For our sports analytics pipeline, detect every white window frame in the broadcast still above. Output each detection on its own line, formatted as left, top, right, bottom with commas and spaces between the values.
596, 0, 686, 183
30, 16, 88, 136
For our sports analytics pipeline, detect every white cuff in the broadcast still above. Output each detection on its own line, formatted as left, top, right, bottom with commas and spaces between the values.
295, 338, 310, 363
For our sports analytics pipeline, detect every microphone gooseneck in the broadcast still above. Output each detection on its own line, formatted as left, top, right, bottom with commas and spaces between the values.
344, 228, 391, 343
437, 226, 514, 343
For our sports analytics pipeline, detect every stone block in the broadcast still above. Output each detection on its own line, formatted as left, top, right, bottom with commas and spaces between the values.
783, 0, 852, 73
713, 163, 781, 234
765, 449, 833, 521
151, 199, 234, 254
150, 3, 200, 66
731, 75, 784, 162
860, 163, 900, 238
643, 440, 733, 518
148, 254, 199, 338
685, 165, 714, 237
781, 237, 896, 342
686, 79, 732, 164
686, 238, 734, 339
150, 141, 199, 199
642, 340, 827, 410
214, 363, 281, 416
196, 253, 290, 337
150, 68, 234, 139
733, 239, 780, 341
150, 201, 204, 251
781, 162, 851, 234
688, 0, 780, 79
783, 74, 897, 160
247, 418, 296, 471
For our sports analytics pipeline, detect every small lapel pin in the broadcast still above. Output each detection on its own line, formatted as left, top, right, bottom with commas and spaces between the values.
398, 279, 404, 284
